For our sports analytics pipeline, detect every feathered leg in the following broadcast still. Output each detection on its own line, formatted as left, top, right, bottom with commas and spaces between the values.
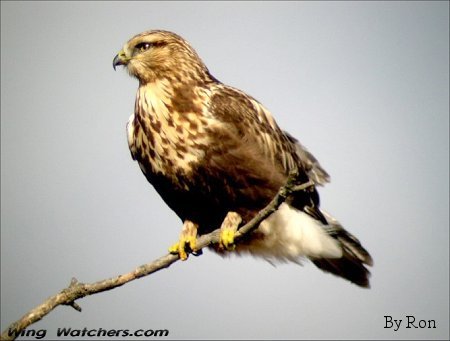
219, 211, 242, 251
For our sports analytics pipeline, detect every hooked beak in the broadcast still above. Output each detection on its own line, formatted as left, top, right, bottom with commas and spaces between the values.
113, 50, 128, 70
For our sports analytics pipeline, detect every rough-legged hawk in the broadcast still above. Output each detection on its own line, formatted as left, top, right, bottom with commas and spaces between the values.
113, 30, 372, 287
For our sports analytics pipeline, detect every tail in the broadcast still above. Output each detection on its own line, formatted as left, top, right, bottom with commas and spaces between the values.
310, 210, 373, 288
232, 203, 373, 287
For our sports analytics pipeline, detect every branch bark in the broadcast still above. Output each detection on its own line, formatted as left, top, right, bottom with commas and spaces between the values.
1, 170, 313, 340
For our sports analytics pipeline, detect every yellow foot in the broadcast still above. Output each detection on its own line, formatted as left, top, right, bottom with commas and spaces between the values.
219, 211, 242, 251
169, 220, 198, 260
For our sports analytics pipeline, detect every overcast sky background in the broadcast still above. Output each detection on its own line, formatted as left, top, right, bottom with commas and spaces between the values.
1, 1, 449, 340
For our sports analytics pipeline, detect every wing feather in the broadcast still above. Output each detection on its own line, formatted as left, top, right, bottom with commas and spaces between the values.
209, 85, 329, 185
284, 131, 330, 185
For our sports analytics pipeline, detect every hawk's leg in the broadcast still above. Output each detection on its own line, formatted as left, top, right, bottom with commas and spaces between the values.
169, 220, 198, 260
219, 211, 242, 251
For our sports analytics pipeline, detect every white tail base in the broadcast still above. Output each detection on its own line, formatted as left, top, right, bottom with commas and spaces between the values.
235, 203, 343, 262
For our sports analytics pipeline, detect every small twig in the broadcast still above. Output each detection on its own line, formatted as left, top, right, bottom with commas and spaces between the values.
1, 169, 312, 341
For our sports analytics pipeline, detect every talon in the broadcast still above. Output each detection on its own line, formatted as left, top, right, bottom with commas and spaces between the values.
192, 249, 203, 257
219, 212, 242, 251
169, 220, 198, 260
169, 242, 183, 258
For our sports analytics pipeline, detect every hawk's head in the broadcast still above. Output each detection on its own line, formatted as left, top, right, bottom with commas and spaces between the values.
113, 30, 213, 84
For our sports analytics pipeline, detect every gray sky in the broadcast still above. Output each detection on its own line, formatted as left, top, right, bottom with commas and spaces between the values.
1, 1, 449, 340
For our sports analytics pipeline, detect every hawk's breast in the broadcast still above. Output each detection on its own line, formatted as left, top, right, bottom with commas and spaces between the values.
127, 79, 216, 182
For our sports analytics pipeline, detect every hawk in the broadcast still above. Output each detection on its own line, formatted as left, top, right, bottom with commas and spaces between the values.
113, 30, 373, 287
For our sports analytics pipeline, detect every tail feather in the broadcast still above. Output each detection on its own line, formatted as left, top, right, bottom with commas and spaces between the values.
311, 210, 373, 288
311, 252, 371, 288
229, 204, 373, 288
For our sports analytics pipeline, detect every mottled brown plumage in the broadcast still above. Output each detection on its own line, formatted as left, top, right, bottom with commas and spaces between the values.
113, 30, 373, 287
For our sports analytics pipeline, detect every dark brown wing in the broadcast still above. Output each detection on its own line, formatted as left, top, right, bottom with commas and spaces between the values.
208, 86, 298, 174
208, 85, 329, 184
284, 131, 330, 186
191, 85, 324, 225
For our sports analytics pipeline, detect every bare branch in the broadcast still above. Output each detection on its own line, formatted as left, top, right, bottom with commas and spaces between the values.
1, 170, 312, 340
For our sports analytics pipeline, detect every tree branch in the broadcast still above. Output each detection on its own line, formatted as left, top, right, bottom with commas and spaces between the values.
1, 170, 313, 340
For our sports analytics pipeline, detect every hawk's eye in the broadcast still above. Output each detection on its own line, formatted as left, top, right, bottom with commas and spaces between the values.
135, 42, 152, 53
